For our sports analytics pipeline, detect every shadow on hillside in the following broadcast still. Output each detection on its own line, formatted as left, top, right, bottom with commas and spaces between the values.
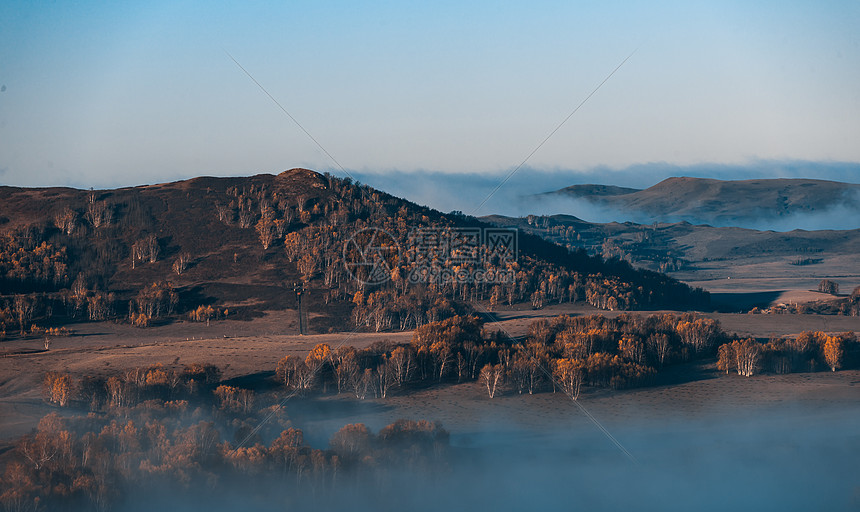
710, 291, 785, 312
650, 361, 718, 387
221, 370, 278, 392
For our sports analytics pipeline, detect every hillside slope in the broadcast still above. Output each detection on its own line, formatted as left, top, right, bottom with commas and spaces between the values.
0, 170, 709, 335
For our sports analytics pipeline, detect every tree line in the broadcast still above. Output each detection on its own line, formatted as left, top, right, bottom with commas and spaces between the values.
717, 330, 856, 377
2, 363, 448, 511
272, 313, 728, 401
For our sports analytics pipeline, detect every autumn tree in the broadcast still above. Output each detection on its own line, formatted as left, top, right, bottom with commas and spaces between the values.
134, 282, 178, 319
304, 343, 333, 388
717, 343, 734, 374
554, 358, 585, 400
0, 462, 40, 511
733, 338, 761, 377
676, 317, 721, 355
256, 213, 276, 250
214, 385, 255, 414
822, 335, 844, 372
43, 372, 73, 407
329, 423, 372, 461
189, 305, 217, 326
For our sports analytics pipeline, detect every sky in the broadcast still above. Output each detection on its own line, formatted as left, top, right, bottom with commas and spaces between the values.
1, 1, 859, 193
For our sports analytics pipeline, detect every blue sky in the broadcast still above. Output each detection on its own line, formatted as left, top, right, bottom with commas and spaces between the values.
1, 1, 858, 189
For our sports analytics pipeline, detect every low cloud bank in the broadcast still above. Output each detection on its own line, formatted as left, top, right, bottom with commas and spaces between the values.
352, 160, 860, 231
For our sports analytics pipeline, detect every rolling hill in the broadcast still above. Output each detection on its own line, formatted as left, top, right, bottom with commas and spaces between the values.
483, 212, 860, 312
547, 177, 860, 228
0, 169, 709, 336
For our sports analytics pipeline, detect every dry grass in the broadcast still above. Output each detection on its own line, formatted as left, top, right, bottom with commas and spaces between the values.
2, 304, 858, 444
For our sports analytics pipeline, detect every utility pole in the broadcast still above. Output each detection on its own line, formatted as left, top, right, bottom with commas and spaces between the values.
294, 282, 304, 335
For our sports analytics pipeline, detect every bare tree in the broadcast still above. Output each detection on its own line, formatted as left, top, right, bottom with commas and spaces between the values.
85, 193, 111, 228
17, 433, 58, 470
389, 346, 414, 386
334, 349, 360, 394
146, 234, 159, 263
647, 333, 671, 367
276, 355, 303, 390
215, 202, 232, 223
818, 279, 839, 295
353, 368, 374, 399
480, 363, 504, 399
238, 207, 255, 228
54, 207, 77, 235
374, 360, 393, 398
554, 358, 585, 400
173, 252, 191, 275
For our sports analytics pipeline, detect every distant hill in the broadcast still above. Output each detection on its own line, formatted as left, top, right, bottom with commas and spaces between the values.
0, 169, 708, 335
546, 177, 860, 227
553, 184, 641, 198
484, 212, 860, 312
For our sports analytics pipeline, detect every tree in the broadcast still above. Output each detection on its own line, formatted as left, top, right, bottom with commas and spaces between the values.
85, 195, 112, 228
43, 372, 73, 407
131, 234, 160, 268
276, 355, 304, 390
270, 428, 305, 479
717, 343, 734, 374
173, 252, 191, 275
374, 360, 393, 398
334, 349, 359, 394
256, 214, 275, 250
430, 341, 454, 381
329, 423, 372, 461
646, 333, 671, 367
554, 358, 585, 400
822, 335, 844, 372
214, 385, 255, 413
305, 343, 333, 374
479, 363, 504, 399
618, 334, 645, 364
0, 462, 40, 511
189, 305, 217, 326
54, 207, 78, 235
134, 282, 178, 319
676, 318, 721, 355
389, 346, 414, 386
733, 338, 761, 377
353, 368, 374, 399
13, 295, 35, 336
818, 279, 839, 295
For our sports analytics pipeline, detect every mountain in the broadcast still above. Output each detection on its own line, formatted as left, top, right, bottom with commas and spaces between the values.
545, 177, 860, 228
0, 170, 709, 336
